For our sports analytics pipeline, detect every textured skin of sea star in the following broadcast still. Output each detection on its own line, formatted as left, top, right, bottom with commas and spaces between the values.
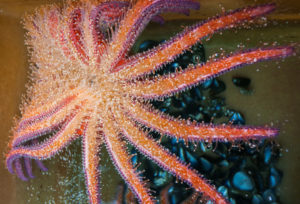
5, 0, 294, 203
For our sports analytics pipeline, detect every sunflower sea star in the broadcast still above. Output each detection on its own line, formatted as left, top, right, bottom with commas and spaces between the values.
6, 0, 294, 203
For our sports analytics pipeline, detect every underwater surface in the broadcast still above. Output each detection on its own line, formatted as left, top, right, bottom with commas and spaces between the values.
0, 0, 300, 203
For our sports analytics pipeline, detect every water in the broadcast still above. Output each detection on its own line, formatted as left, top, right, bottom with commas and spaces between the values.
0, 0, 299, 203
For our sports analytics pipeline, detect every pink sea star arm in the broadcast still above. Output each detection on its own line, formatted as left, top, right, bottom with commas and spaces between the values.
12, 141, 49, 181
24, 157, 35, 179
89, 1, 130, 59
128, 47, 293, 99
6, 106, 87, 180
82, 114, 102, 204
102, 0, 199, 70
68, 8, 90, 64
115, 4, 276, 79
15, 140, 49, 181
47, 4, 90, 65
13, 158, 29, 181
35, 159, 48, 171
46, 6, 77, 61
123, 100, 278, 142
102, 115, 155, 204
47, 1, 128, 66
24, 5, 80, 64
118, 114, 228, 204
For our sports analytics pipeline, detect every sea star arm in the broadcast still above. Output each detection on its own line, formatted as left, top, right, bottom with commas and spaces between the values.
82, 114, 102, 204
24, 157, 35, 179
46, 6, 76, 60
13, 153, 48, 181
123, 100, 278, 142
89, 0, 193, 60
118, 114, 228, 204
47, 4, 92, 65
66, 7, 91, 64
25, 6, 81, 66
102, 0, 199, 70
128, 47, 293, 99
12, 92, 87, 148
14, 158, 29, 181
18, 90, 82, 125
115, 4, 275, 79
6, 107, 87, 180
10, 106, 85, 180
11, 99, 87, 180
16, 94, 77, 131
46, 2, 129, 67
89, 1, 130, 59
19, 140, 49, 180
102, 115, 155, 203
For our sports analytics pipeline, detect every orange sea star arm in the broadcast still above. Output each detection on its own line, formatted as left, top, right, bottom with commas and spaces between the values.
118, 114, 228, 204
20, 90, 84, 122
12, 92, 88, 148
128, 47, 293, 99
116, 4, 276, 79
101, 0, 155, 70
82, 114, 102, 204
124, 100, 278, 142
18, 94, 76, 130
102, 115, 155, 204
102, 0, 199, 71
